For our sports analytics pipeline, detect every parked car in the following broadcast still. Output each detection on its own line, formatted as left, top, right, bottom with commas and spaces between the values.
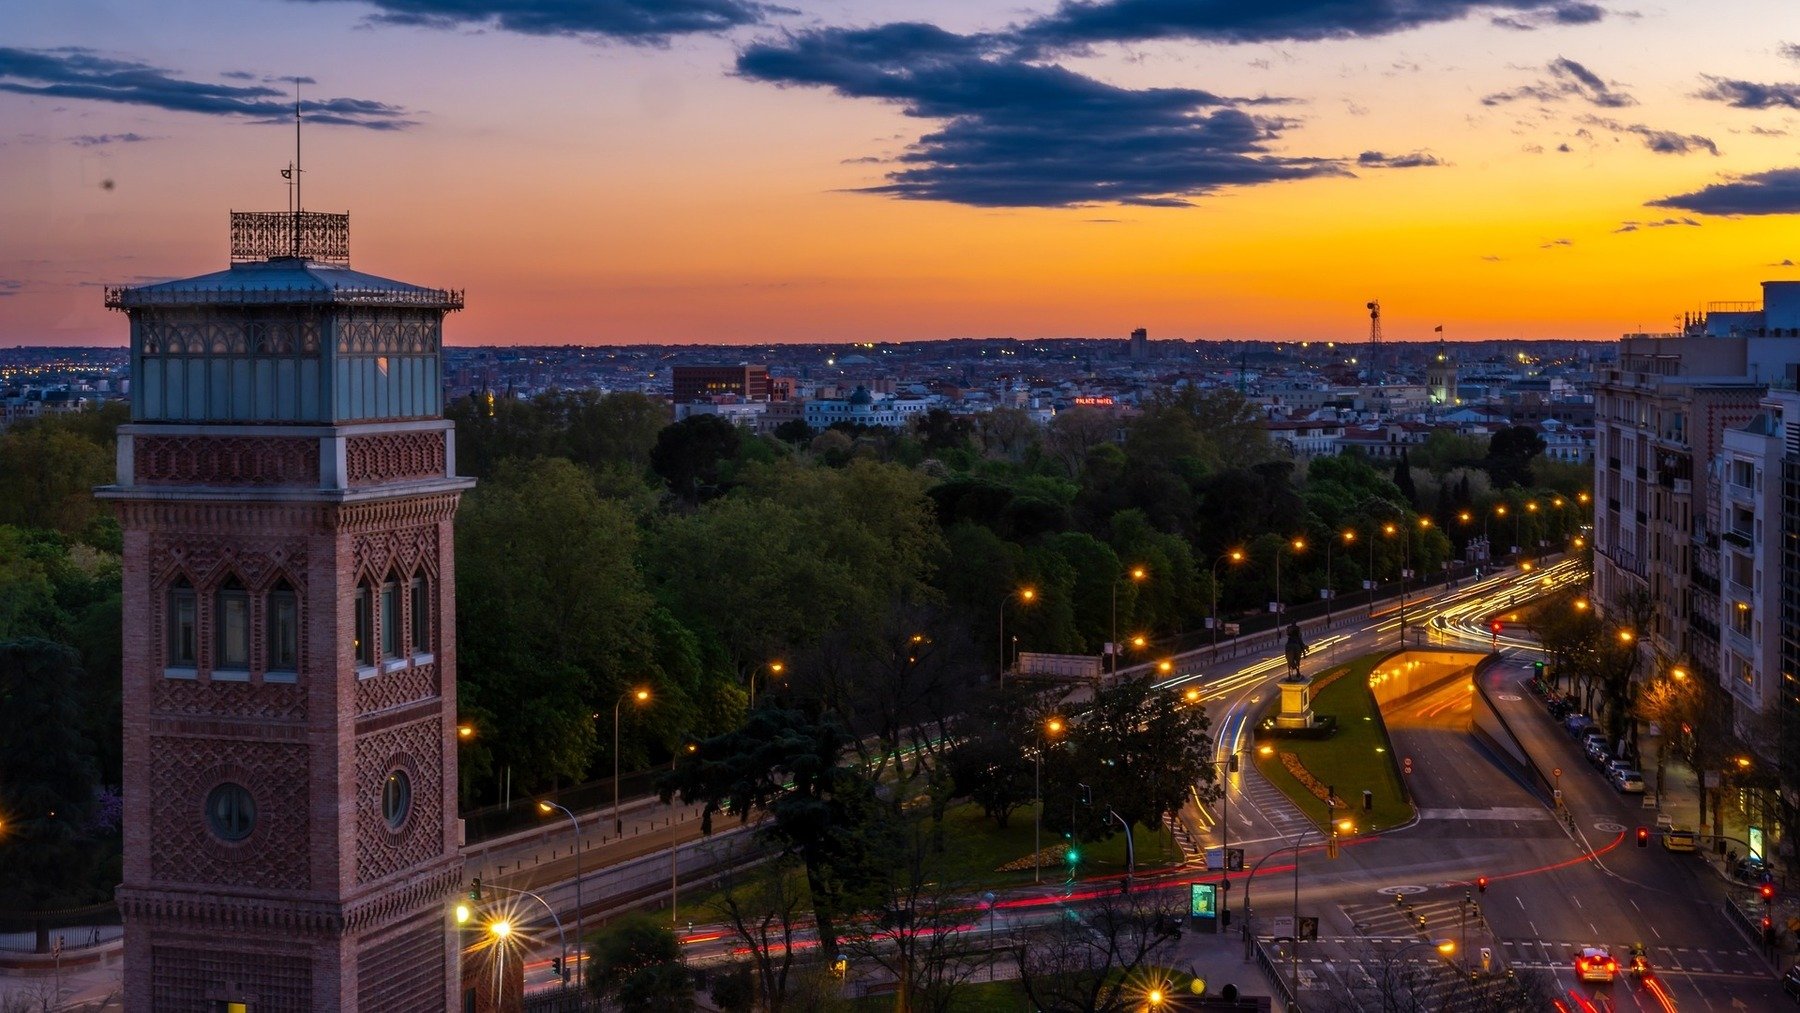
1604, 758, 1634, 781
1565, 714, 1594, 737
1734, 855, 1770, 882
1612, 770, 1645, 794
1781, 961, 1800, 1000
1549, 698, 1574, 719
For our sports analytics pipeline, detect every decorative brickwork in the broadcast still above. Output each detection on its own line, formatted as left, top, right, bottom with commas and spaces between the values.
345, 430, 446, 487
150, 739, 311, 891
153, 678, 308, 721
355, 661, 438, 716
351, 524, 440, 585
355, 717, 443, 884
150, 944, 312, 1011
149, 534, 309, 594
136, 435, 320, 487
357, 911, 449, 1012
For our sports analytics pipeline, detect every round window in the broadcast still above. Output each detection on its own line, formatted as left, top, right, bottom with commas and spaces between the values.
205, 782, 255, 842
383, 769, 412, 829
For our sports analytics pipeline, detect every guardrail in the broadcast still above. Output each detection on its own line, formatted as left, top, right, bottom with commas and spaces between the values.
1252, 937, 1300, 1011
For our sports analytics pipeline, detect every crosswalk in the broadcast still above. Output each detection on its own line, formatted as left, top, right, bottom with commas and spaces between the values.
1340, 896, 1485, 942
1233, 765, 1315, 839
1496, 937, 1765, 977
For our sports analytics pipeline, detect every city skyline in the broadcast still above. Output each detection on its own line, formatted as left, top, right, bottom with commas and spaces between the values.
6, 0, 1800, 347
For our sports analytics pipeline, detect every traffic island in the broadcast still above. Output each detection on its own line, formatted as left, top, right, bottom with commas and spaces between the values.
1252, 653, 1411, 832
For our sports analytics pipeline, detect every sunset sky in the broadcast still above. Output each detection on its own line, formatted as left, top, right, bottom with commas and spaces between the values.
5, 0, 1800, 346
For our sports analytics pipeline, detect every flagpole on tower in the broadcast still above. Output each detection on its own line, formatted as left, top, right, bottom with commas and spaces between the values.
292, 80, 302, 257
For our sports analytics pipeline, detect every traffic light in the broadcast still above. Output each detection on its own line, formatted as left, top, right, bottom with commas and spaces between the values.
1761, 882, 1776, 902
1066, 846, 1081, 866
1635, 826, 1649, 848
551, 957, 565, 980
1477, 876, 1488, 894
469, 876, 482, 901
1491, 621, 1503, 634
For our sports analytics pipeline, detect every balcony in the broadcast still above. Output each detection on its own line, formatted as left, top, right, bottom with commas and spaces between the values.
1724, 528, 1753, 549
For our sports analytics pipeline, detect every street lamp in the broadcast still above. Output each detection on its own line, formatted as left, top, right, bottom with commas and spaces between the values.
1272, 538, 1305, 616
537, 800, 584, 988
1325, 530, 1354, 625
614, 687, 651, 834
999, 587, 1037, 681
1111, 565, 1148, 674
1211, 550, 1245, 649
479, 883, 568, 988
748, 660, 784, 709
670, 740, 697, 926
1035, 716, 1065, 885
1379, 938, 1458, 995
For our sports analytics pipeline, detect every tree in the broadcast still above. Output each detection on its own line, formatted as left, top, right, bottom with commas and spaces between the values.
1014, 885, 1184, 1012
913, 408, 975, 455
0, 639, 114, 951
1044, 407, 1117, 478
456, 458, 679, 795
1484, 426, 1546, 490
652, 414, 742, 503
949, 684, 1055, 829
1050, 677, 1216, 843
662, 707, 876, 958
1392, 449, 1419, 508
0, 422, 114, 537
709, 857, 810, 1013
587, 912, 695, 1011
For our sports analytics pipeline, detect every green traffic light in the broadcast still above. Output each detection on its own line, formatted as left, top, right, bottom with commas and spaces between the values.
1067, 849, 1080, 864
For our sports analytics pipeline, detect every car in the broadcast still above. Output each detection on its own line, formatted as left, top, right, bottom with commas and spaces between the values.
1613, 770, 1645, 794
1585, 739, 1610, 764
1662, 827, 1698, 852
1734, 855, 1769, 882
1576, 947, 1617, 983
1603, 758, 1634, 781
1782, 962, 1800, 1000
1565, 714, 1594, 737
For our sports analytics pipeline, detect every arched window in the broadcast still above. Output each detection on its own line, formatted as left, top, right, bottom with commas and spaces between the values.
167, 579, 197, 668
267, 581, 298, 674
409, 575, 430, 655
354, 585, 374, 668
215, 579, 251, 672
380, 574, 401, 661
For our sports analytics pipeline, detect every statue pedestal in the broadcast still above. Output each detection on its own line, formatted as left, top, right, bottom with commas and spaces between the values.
1274, 676, 1315, 730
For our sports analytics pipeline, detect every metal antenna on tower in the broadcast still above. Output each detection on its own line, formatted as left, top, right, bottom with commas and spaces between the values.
1366, 299, 1384, 418
293, 80, 302, 256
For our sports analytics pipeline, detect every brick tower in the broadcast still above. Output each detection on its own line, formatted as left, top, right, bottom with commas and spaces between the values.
100, 210, 470, 1010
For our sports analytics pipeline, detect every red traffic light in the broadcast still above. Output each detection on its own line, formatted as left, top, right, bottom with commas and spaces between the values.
1761, 883, 1776, 901
1491, 621, 1503, 633
1477, 876, 1489, 893
1635, 826, 1649, 848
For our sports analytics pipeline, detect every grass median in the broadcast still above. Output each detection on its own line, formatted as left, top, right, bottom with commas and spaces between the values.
1253, 654, 1413, 833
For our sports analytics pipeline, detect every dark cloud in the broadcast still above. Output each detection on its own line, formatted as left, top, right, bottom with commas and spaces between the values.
0, 280, 20, 297
1781, 43, 1800, 62
736, 23, 1346, 208
1556, 142, 1571, 152
1651, 167, 1800, 215
1540, 237, 1573, 248
1577, 115, 1718, 155
1018, 0, 1604, 49
0, 47, 415, 129
1481, 254, 1504, 261
1492, 3, 1604, 30
70, 132, 154, 147
1482, 56, 1635, 108
1773, 258, 1797, 267
1356, 149, 1443, 168
290, 0, 775, 44
1748, 125, 1790, 137
1694, 76, 1800, 110
220, 70, 257, 80
1615, 216, 1700, 232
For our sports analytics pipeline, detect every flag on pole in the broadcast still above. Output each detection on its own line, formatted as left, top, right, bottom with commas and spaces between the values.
1434, 325, 1444, 333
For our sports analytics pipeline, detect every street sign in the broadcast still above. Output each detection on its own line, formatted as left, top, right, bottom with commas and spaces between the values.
1403, 757, 1413, 775
1298, 917, 1319, 941
1480, 947, 1493, 973
1272, 915, 1295, 940
1553, 767, 1562, 778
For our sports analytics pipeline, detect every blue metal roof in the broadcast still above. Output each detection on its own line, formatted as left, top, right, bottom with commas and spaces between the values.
107, 258, 462, 310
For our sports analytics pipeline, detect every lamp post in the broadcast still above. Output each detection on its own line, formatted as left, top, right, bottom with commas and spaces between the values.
535, 801, 583, 988
613, 687, 650, 834
1489, 504, 1505, 561
1366, 520, 1379, 615
748, 660, 784, 710
999, 587, 1036, 682
1035, 716, 1065, 884
1211, 550, 1244, 649
1325, 530, 1354, 626
1272, 537, 1305, 617
1110, 565, 1147, 674
482, 883, 568, 988
670, 741, 697, 926
1240, 826, 1322, 969
1522, 501, 1538, 564
1379, 938, 1459, 1000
